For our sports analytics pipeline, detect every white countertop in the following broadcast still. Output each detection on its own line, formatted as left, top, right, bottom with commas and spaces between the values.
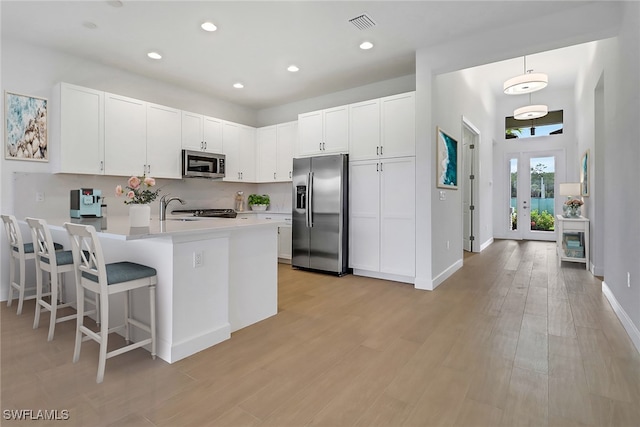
43, 215, 283, 241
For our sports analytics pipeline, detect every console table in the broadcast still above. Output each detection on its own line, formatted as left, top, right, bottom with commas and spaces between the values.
556, 215, 589, 270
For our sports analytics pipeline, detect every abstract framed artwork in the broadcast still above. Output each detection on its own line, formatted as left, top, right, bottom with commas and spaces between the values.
5, 91, 48, 161
581, 149, 589, 196
436, 127, 458, 189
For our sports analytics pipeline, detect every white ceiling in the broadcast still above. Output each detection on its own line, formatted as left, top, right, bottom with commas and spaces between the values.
0, 1, 622, 110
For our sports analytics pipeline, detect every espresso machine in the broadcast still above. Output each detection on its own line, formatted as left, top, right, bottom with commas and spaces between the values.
70, 188, 103, 218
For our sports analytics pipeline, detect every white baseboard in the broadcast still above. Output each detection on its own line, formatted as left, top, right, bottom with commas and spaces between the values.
163, 323, 231, 364
602, 281, 640, 354
432, 259, 463, 290
480, 238, 494, 252
352, 269, 415, 285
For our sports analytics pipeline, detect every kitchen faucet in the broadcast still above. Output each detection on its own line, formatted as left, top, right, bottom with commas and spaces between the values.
159, 194, 186, 221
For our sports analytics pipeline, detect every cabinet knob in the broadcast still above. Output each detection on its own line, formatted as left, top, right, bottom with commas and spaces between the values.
274, 172, 276, 180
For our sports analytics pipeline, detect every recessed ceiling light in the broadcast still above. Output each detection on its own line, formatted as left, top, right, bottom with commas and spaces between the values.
360, 41, 374, 50
147, 51, 162, 60
287, 65, 299, 72
83, 21, 98, 29
201, 22, 217, 32
233, 83, 244, 89
107, 0, 123, 7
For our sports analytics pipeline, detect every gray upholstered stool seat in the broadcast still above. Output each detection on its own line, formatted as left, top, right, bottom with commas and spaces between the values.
82, 262, 157, 285
21, 242, 63, 254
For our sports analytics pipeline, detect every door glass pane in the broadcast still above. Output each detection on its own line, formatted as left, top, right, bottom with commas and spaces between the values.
510, 158, 517, 231
529, 156, 555, 232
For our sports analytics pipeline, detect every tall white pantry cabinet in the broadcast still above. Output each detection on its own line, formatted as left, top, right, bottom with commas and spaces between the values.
347, 92, 416, 283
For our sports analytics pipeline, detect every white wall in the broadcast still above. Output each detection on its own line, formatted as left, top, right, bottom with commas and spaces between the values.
429, 67, 496, 287
574, 2, 640, 350
492, 88, 576, 239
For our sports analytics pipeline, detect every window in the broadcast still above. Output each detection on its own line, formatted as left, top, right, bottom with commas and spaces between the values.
505, 110, 563, 139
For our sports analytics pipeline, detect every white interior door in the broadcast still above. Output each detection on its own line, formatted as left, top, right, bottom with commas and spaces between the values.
462, 123, 477, 252
507, 150, 564, 241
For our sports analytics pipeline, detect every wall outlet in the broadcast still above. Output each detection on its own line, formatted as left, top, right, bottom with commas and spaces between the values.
193, 251, 203, 268
35, 192, 45, 202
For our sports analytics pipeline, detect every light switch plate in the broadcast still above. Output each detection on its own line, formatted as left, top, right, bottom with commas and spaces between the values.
439, 191, 446, 201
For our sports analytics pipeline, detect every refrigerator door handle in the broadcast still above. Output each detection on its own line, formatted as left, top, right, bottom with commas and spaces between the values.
307, 172, 314, 227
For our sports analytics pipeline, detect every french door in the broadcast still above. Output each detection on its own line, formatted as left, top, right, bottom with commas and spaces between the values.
507, 150, 564, 241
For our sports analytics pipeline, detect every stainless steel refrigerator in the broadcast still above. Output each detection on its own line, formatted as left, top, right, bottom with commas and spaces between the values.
292, 154, 349, 275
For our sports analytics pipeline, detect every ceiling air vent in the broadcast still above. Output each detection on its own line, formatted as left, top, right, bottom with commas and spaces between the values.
349, 13, 376, 30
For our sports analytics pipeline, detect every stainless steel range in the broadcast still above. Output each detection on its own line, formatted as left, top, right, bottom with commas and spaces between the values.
171, 209, 237, 218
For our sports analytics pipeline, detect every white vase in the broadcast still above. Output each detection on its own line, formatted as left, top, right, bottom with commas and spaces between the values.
129, 204, 151, 227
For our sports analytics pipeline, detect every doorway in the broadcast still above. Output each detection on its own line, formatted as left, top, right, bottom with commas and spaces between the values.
507, 150, 565, 241
462, 118, 480, 252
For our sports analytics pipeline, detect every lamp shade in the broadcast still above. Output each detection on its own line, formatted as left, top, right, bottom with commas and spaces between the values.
559, 182, 581, 196
514, 104, 548, 120
503, 72, 548, 95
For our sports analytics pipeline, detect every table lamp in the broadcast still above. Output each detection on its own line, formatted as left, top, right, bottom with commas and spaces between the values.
559, 182, 582, 217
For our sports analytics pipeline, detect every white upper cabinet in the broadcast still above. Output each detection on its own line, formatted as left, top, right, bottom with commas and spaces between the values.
349, 91, 415, 161
223, 122, 256, 182
54, 83, 105, 175
104, 92, 147, 177
146, 103, 182, 179
349, 99, 381, 161
257, 125, 277, 182
275, 121, 295, 181
181, 111, 223, 153
380, 92, 415, 159
297, 105, 348, 157
257, 121, 296, 182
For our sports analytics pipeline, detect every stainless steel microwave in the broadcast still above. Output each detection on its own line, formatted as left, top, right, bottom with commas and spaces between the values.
182, 150, 226, 179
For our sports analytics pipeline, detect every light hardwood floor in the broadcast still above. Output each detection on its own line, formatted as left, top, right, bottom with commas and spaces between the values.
2, 240, 640, 426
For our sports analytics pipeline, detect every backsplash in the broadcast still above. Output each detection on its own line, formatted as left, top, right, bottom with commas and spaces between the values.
13, 172, 292, 219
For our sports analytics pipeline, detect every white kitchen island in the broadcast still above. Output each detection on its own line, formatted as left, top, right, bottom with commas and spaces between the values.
44, 215, 280, 363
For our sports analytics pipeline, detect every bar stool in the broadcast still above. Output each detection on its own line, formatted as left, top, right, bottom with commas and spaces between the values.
1, 214, 62, 315
26, 218, 99, 341
65, 222, 157, 384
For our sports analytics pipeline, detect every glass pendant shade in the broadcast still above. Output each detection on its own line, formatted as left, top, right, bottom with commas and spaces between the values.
513, 104, 548, 120
503, 72, 548, 95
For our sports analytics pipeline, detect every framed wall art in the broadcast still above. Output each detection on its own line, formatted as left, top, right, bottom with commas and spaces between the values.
5, 91, 48, 162
580, 149, 589, 196
436, 126, 458, 189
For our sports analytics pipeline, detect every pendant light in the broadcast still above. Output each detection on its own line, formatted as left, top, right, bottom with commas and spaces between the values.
503, 56, 548, 95
514, 93, 548, 120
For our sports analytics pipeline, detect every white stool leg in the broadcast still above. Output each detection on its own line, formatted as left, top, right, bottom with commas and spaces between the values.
124, 290, 131, 344
72, 285, 85, 363
96, 293, 110, 384
7, 256, 15, 307
150, 284, 156, 360
33, 264, 43, 329
47, 270, 60, 341
17, 256, 26, 315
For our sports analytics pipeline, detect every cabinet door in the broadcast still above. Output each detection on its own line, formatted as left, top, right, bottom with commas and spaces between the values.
181, 111, 204, 151
104, 93, 147, 176
257, 125, 277, 182
380, 92, 415, 158
222, 121, 240, 181
147, 103, 181, 179
323, 105, 349, 154
203, 116, 223, 153
349, 99, 380, 161
297, 110, 323, 157
58, 83, 104, 174
349, 160, 381, 271
276, 121, 295, 181
239, 125, 256, 182
278, 226, 292, 260
379, 157, 415, 276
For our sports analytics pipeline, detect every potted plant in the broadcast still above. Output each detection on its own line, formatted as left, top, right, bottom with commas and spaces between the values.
248, 194, 270, 211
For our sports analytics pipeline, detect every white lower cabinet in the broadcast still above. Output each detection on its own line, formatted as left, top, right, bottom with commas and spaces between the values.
349, 157, 415, 282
